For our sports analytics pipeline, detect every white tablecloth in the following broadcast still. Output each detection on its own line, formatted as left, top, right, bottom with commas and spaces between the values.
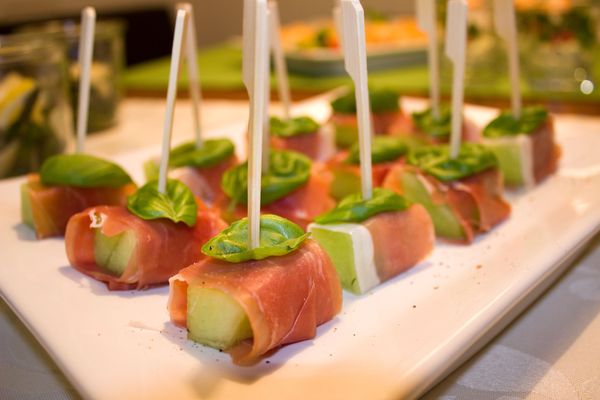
1, 98, 599, 400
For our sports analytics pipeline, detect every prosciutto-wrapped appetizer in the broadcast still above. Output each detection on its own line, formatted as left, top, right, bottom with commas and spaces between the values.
328, 136, 409, 200
21, 154, 136, 239
168, 215, 342, 365
65, 179, 226, 290
481, 106, 559, 188
309, 188, 434, 294
329, 88, 411, 148
383, 143, 511, 244
397, 106, 479, 144
144, 138, 238, 205
219, 149, 335, 229
269, 116, 335, 161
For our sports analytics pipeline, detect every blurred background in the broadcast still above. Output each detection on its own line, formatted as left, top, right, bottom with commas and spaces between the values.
0, 0, 598, 178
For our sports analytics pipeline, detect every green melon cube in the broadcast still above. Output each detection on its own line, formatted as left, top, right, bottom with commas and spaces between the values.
400, 171, 467, 241
20, 183, 34, 229
309, 223, 380, 295
187, 286, 253, 350
94, 229, 137, 276
333, 124, 359, 148
330, 169, 361, 201
482, 136, 533, 187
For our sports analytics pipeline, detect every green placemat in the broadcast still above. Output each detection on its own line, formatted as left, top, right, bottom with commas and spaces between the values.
123, 42, 600, 103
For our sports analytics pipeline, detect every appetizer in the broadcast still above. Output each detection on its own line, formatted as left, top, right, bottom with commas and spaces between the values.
21, 154, 136, 239
328, 136, 408, 200
403, 106, 479, 144
329, 88, 410, 148
65, 179, 226, 290
219, 149, 335, 229
269, 115, 335, 161
309, 188, 434, 294
383, 143, 511, 243
481, 106, 559, 187
168, 214, 342, 365
145, 138, 238, 205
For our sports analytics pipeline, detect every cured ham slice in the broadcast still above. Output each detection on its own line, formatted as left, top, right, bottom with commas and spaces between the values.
482, 110, 560, 188
21, 174, 136, 239
531, 117, 560, 183
169, 155, 238, 205
168, 239, 342, 365
391, 115, 480, 144
220, 164, 335, 230
382, 165, 510, 244
363, 206, 435, 281
330, 111, 407, 136
65, 204, 227, 290
270, 129, 335, 161
309, 205, 435, 294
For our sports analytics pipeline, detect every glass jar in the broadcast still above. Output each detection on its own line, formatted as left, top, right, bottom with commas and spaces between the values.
0, 35, 74, 178
19, 20, 125, 132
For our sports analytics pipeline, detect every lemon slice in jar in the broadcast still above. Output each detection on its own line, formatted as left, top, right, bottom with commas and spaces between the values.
0, 72, 37, 132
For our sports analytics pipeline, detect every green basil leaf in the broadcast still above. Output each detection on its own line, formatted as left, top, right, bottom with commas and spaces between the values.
315, 188, 411, 224
270, 116, 320, 138
40, 154, 133, 188
346, 136, 408, 164
483, 106, 548, 138
221, 150, 311, 206
407, 143, 498, 182
202, 214, 309, 262
127, 179, 197, 227
330, 87, 400, 114
411, 106, 452, 139
169, 138, 235, 168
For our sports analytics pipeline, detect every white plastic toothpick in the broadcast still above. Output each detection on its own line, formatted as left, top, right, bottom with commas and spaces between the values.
445, 0, 468, 159
75, 7, 96, 153
158, 9, 188, 193
341, 0, 372, 200
268, 1, 291, 120
243, 0, 269, 249
416, 0, 440, 118
177, 2, 203, 148
493, 0, 521, 118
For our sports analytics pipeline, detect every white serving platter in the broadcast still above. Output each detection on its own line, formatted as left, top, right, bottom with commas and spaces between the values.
1, 97, 599, 400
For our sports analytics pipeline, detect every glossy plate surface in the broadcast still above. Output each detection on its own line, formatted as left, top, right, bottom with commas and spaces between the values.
1, 98, 599, 400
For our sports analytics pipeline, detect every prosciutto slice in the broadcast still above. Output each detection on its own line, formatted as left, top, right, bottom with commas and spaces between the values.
383, 165, 510, 243
531, 116, 560, 183
330, 111, 408, 136
270, 128, 336, 162
220, 163, 335, 230
23, 174, 136, 239
65, 204, 227, 290
364, 205, 434, 282
170, 155, 238, 206
327, 151, 400, 190
168, 239, 342, 365
391, 116, 480, 144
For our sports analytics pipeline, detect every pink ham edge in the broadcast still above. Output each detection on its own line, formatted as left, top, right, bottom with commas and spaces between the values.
168, 239, 342, 365
65, 205, 227, 290
169, 155, 238, 206
24, 174, 136, 239
363, 205, 435, 282
382, 164, 510, 244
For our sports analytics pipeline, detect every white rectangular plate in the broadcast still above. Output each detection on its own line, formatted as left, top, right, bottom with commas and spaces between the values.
1, 98, 599, 400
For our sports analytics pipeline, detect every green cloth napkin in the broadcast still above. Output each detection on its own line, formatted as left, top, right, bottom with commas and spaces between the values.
123, 42, 600, 103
